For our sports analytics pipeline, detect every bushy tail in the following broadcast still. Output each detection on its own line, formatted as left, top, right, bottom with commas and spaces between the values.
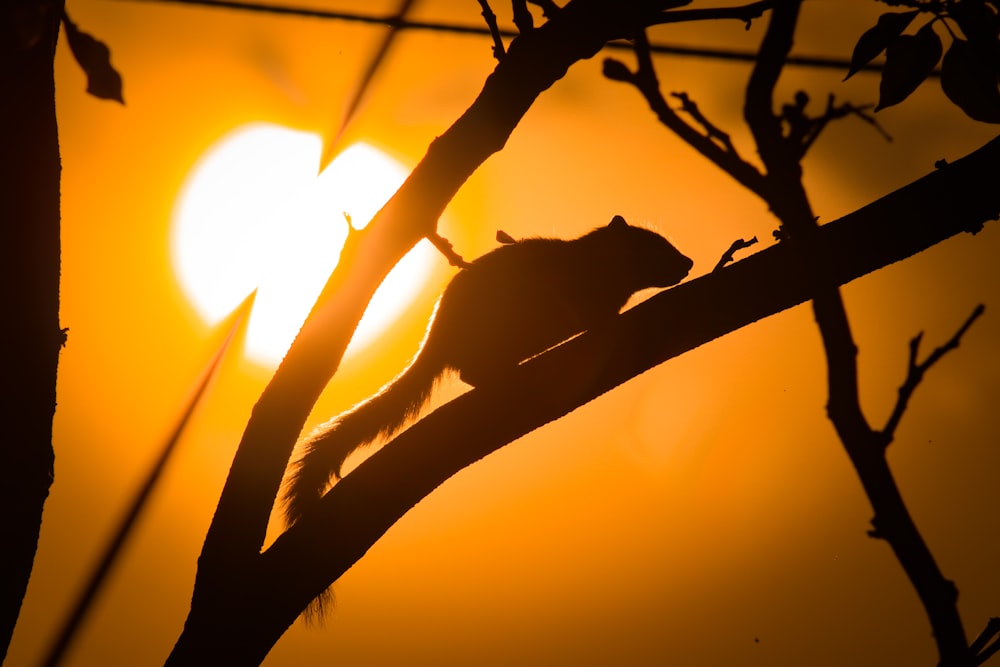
284, 351, 442, 525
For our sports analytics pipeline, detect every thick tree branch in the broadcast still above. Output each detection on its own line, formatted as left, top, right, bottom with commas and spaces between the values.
201, 0, 640, 562
172, 1, 1000, 661
246, 135, 1000, 660
174, 1, 699, 663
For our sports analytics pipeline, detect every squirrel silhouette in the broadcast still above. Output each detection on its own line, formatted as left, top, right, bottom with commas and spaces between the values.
284, 215, 693, 523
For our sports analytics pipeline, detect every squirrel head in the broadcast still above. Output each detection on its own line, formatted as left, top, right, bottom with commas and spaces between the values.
599, 215, 693, 288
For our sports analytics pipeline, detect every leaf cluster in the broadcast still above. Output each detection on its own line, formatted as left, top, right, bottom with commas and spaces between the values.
846, 0, 1000, 122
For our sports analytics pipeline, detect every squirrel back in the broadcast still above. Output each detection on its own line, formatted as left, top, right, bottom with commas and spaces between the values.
283, 215, 692, 524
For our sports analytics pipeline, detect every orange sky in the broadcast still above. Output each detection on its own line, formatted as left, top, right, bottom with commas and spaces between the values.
8, 1, 1000, 665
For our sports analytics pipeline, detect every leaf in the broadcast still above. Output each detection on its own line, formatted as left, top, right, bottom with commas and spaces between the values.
948, 0, 1000, 43
845, 10, 920, 80
602, 58, 634, 83
941, 38, 1000, 122
61, 12, 124, 104
875, 22, 943, 111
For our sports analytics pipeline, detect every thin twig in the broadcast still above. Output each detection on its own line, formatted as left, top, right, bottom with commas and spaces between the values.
971, 617, 1000, 657
603, 30, 768, 198
845, 102, 893, 142
713, 236, 758, 271
671, 91, 738, 155
476, 0, 506, 59
782, 92, 891, 158
977, 637, 1000, 666
649, 0, 774, 27
881, 304, 985, 445
512, 0, 534, 33
427, 231, 471, 269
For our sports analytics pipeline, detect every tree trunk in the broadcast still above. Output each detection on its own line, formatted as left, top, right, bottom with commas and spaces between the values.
0, 0, 63, 659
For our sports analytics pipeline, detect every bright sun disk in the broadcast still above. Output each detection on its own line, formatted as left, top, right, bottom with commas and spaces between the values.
171, 123, 437, 365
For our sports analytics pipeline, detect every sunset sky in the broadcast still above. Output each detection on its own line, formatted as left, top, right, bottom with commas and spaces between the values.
8, 1, 1000, 665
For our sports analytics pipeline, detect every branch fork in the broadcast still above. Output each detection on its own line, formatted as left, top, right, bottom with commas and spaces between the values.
880, 304, 985, 447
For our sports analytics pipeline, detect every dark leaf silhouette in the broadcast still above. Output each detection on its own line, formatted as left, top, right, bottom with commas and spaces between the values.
602, 57, 634, 83
61, 12, 124, 104
941, 38, 1000, 123
876, 22, 942, 111
948, 0, 1000, 44
845, 10, 919, 80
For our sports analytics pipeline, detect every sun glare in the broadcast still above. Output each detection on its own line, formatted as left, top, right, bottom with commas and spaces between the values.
171, 124, 437, 366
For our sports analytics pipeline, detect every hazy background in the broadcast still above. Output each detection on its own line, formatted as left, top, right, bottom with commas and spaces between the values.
8, 0, 1000, 665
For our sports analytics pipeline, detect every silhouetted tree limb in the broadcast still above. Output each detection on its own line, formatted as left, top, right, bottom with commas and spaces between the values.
476, 0, 506, 59
603, 30, 770, 198
174, 1, 719, 663
973, 618, 1000, 665
512, 0, 535, 35
170, 1, 1000, 663
743, 2, 974, 664
270, 132, 1000, 621
649, 0, 772, 26
0, 0, 64, 659
881, 304, 985, 446
713, 236, 758, 271
175, 131, 999, 664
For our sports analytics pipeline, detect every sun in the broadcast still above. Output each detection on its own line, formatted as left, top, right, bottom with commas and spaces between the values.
171, 123, 438, 366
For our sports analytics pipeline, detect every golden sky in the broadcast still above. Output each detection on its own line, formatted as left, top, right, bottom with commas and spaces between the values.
8, 1, 1000, 665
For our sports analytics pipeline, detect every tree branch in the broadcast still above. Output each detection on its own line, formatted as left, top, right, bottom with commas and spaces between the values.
512, 0, 534, 34
713, 236, 758, 271
173, 1, 699, 662
743, 0, 802, 209
250, 135, 1000, 659
881, 304, 985, 446
972, 617, 1000, 665
648, 0, 773, 27
603, 30, 769, 198
476, 0, 506, 59
743, 3, 974, 664
427, 230, 471, 268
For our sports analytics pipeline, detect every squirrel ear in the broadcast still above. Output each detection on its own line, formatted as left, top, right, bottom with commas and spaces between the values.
608, 215, 629, 229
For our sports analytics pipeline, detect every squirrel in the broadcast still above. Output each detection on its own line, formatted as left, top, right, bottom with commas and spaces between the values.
283, 215, 693, 524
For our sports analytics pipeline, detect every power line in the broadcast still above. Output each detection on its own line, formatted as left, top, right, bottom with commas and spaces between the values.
112, 0, 873, 74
